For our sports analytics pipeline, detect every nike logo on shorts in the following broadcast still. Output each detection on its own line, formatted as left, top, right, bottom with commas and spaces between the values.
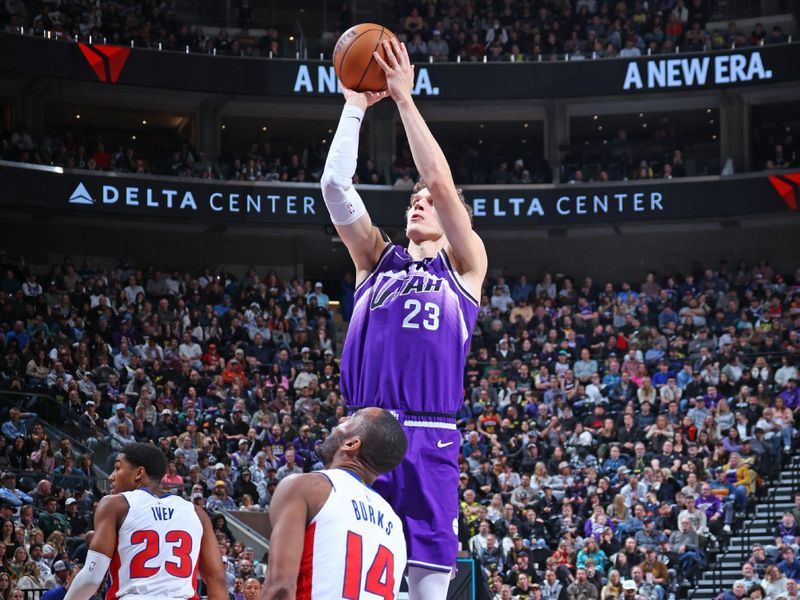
437, 440, 454, 448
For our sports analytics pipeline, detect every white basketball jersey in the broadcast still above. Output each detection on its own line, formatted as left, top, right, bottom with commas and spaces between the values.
106, 489, 204, 600
294, 469, 406, 600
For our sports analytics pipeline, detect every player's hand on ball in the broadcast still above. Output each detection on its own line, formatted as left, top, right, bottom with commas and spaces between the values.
341, 84, 389, 111
373, 38, 414, 103
341, 85, 388, 109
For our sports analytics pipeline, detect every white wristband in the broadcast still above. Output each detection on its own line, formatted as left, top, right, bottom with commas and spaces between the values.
63, 550, 111, 600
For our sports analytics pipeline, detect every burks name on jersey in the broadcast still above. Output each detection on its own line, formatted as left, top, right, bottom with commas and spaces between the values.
350, 498, 395, 536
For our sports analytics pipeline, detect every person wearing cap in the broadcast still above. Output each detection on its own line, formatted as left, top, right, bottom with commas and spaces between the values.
78, 399, 105, 446
222, 356, 249, 388
305, 281, 329, 310
621, 578, 638, 599
230, 438, 254, 472
638, 545, 668, 590
156, 408, 178, 441
63, 497, 88, 538
293, 360, 319, 392
44, 559, 71, 590
200, 343, 222, 373
425, 28, 448, 62
106, 403, 133, 437
207, 463, 231, 494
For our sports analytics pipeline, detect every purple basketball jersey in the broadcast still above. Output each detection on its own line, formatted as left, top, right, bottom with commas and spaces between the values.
341, 243, 479, 414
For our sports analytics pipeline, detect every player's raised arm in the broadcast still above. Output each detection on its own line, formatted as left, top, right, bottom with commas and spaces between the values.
320, 88, 390, 282
195, 506, 228, 600
374, 39, 487, 298
62, 495, 125, 600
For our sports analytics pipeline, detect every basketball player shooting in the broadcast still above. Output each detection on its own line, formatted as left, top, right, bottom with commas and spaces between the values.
61, 443, 227, 600
320, 38, 488, 599
262, 407, 408, 600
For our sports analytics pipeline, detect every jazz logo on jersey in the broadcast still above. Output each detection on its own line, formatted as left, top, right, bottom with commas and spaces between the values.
370, 270, 444, 310
351, 500, 394, 536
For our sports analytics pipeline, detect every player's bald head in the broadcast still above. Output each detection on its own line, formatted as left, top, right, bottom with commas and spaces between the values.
351, 408, 408, 474
320, 408, 407, 474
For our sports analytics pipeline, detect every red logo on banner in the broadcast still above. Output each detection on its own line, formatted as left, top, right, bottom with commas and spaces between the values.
77, 43, 131, 83
768, 173, 800, 210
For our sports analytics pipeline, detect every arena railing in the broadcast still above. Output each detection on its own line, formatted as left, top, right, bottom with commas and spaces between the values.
4, 26, 796, 63
220, 508, 270, 559
0, 390, 112, 492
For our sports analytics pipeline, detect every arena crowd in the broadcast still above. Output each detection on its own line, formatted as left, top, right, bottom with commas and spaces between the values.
0, 252, 798, 599
1, 0, 793, 62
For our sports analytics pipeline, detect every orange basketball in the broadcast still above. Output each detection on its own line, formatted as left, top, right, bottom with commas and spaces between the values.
333, 23, 397, 92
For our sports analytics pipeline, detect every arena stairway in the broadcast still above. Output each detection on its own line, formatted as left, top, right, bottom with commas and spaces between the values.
222, 509, 270, 560
689, 456, 800, 600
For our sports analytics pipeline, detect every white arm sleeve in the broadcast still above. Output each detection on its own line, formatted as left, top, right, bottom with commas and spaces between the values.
320, 104, 367, 225
62, 550, 111, 600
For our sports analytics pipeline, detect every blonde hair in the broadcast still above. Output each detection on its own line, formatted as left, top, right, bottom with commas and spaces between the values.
46, 531, 66, 554
613, 494, 626, 517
